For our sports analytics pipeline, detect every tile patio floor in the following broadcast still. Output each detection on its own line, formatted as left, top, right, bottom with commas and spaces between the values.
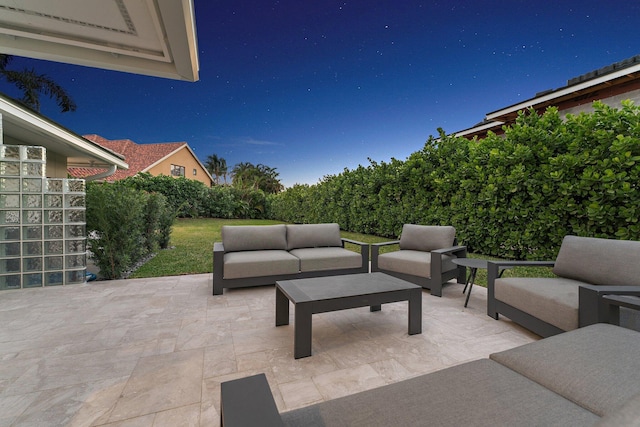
0, 274, 539, 426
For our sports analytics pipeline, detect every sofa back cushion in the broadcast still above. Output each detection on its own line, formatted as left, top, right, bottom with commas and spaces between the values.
399, 224, 455, 252
222, 224, 287, 252
552, 235, 640, 286
286, 223, 342, 250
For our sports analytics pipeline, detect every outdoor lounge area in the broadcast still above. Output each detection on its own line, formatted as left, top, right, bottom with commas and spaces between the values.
0, 273, 537, 426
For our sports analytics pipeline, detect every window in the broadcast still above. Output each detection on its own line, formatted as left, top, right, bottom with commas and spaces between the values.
170, 164, 185, 177
193, 168, 197, 176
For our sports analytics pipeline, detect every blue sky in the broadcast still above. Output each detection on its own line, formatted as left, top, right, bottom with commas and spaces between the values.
2, 1, 639, 187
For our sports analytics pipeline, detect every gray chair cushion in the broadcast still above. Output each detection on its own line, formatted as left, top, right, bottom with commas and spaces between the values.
223, 250, 299, 279
281, 359, 598, 427
377, 250, 455, 278
553, 235, 640, 286
398, 224, 455, 252
286, 223, 342, 250
222, 225, 287, 252
289, 247, 362, 272
490, 323, 640, 417
494, 277, 583, 331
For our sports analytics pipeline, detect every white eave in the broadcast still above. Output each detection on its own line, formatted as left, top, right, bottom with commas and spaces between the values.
1, 94, 129, 170
486, 62, 640, 121
454, 120, 505, 138
0, 0, 199, 82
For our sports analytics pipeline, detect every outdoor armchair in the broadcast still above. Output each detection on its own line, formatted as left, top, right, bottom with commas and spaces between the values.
371, 224, 467, 297
487, 235, 640, 337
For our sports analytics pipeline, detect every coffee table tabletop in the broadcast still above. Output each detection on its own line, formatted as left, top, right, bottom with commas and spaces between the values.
276, 272, 422, 358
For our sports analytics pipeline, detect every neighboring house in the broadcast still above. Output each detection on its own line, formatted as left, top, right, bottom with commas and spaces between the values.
455, 54, 640, 139
68, 135, 214, 187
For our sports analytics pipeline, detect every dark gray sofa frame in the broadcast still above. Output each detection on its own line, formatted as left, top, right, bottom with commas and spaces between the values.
487, 260, 640, 337
371, 241, 467, 297
213, 238, 369, 295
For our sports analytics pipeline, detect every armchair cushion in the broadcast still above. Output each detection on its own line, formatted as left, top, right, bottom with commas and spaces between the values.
399, 225, 455, 252
377, 250, 456, 278
553, 235, 640, 286
289, 247, 362, 272
494, 277, 583, 332
286, 223, 342, 250
222, 224, 287, 252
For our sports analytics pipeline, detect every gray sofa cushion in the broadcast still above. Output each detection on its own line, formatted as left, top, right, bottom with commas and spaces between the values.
222, 224, 287, 252
553, 235, 640, 286
593, 392, 640, 427
490, 323, 640, 417
494, 277, 583, 331
398, 224, 455, 252
377, 250, 455, 278
289, 247, 362, 272
281, 359, 598, 427
286, 223, 342, 250
223, 250, 299, 279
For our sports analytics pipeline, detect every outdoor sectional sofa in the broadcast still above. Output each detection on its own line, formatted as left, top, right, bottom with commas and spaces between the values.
221, 323, 640, 426
487, 235, 640, 337
213, 223, 369, 295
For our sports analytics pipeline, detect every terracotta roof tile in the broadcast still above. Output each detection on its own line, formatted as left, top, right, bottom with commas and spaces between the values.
69, 135, 188, 181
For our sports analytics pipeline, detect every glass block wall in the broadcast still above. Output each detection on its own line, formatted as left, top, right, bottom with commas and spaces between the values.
0, 145, 86, 290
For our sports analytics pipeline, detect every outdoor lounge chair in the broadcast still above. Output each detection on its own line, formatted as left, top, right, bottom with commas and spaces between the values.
487, 235, 640, 337
371, 224, 467, 297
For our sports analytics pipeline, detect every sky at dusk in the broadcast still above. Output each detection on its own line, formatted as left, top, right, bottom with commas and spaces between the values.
2, 1, 639, 187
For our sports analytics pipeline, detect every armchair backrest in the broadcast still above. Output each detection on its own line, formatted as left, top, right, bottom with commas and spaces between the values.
399, 225, 456, 252
553, 235, 640, 286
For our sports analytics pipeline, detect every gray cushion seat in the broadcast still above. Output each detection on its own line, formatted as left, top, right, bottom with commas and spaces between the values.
377, 250, 456, 278
223, 250, 299, 279
494, 277, 584, 331
281, 359, 598, 427
289, 247, 362, 272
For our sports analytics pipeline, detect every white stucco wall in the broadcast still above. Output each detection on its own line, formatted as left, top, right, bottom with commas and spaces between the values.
560, 88, 640, 117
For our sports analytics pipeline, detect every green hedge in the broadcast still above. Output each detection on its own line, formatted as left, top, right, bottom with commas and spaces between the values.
86, 182, 174, 279
269, 101, 640, 259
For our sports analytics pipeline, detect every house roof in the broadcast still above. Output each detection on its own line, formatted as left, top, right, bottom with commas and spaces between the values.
0, 0, 199, 81
69, 134, 213, 183
455, 54, 640, 139
0, 93, 128, 171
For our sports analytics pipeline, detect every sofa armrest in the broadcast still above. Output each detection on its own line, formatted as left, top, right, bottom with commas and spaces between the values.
579, 284, 640, 327
341, 238, 370, 270
371, 240, 400, 271
487, 260, 555, 319
213, 242, 225, 295
220, 373, 283, 427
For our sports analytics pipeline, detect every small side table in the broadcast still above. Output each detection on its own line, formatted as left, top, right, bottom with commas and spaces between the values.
452, 258, 509, 308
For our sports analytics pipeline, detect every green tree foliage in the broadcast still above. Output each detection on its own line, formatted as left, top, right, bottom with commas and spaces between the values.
0, 54, 77, 113
86, 182, 173, 279
231, 162, 284, 194
205, 154, 228, 184
268, 101, 640, 259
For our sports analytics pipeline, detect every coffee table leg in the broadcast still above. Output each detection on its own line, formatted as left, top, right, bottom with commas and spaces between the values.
464, 268, 478, 308
370, 305, 381, 312
275, 287, 290, 326
294, 303, 312, 359
408, 289, 422, 335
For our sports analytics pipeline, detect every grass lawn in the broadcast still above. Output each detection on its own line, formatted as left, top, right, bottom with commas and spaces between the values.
131, 218, 555, 285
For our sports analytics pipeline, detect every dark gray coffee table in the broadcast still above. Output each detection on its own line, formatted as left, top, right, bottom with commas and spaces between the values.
276, 272, 422, 359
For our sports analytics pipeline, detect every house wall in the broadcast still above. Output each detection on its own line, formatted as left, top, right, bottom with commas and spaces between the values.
3, 136, 69, 178
559, 87, 640, 117
146, 146, 212, 186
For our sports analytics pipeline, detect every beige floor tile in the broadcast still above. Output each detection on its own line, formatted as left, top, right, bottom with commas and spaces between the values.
0, 274, 537, 426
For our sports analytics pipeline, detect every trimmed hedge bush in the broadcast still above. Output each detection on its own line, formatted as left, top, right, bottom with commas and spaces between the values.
269, 101, 640, 259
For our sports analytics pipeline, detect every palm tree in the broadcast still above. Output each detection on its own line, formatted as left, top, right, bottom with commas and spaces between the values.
205, 154, 228, 184
0, 54, 77, 113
